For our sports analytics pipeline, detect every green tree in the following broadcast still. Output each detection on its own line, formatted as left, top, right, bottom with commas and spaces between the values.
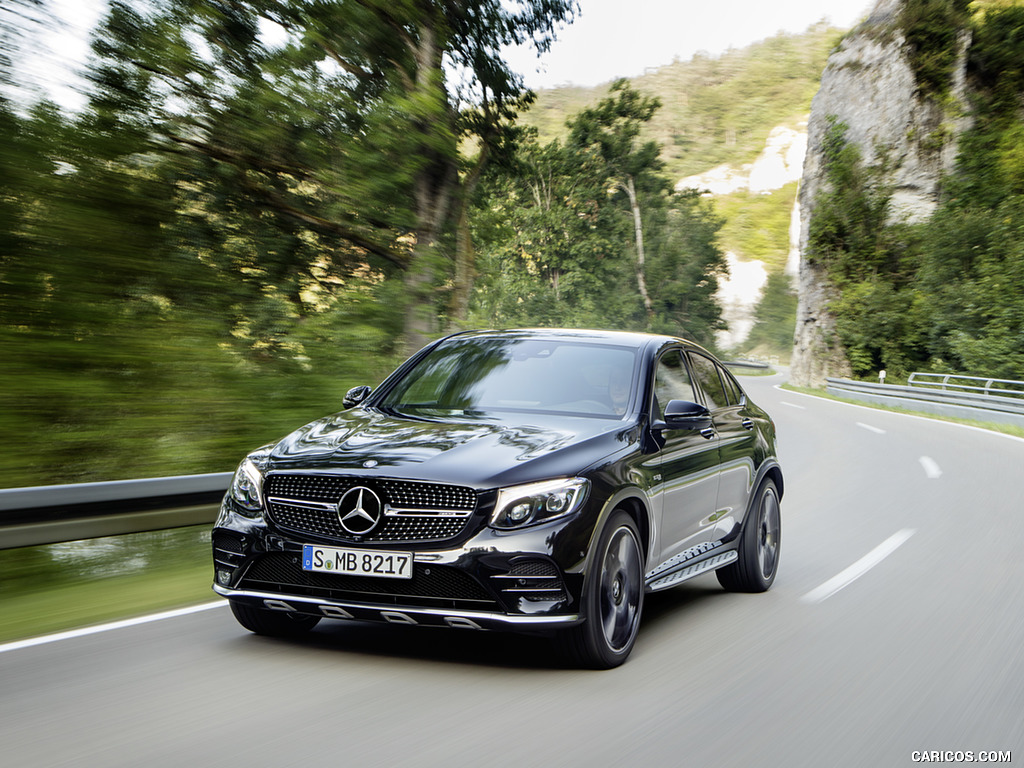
471, 85, 725, 346
743, 271, 797, 358
567, 80, 665, 324
470, 131, 631, 328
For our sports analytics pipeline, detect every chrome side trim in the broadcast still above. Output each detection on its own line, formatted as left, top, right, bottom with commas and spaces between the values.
215, 584, 580, 626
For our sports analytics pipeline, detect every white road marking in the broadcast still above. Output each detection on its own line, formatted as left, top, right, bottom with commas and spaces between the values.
857, 422, 887, 434
781, 401, 806, 409
802, 529, 916, 604
919, 456, 943, 479
0, 601, 226, 655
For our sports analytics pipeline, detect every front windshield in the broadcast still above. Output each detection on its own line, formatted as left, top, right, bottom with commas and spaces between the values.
378, 337, 638, 420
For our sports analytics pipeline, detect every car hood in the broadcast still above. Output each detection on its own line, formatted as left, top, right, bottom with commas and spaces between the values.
267, 407, 632, 488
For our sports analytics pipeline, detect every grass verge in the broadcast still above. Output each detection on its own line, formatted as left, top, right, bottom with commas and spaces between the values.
0, 525, 215, 644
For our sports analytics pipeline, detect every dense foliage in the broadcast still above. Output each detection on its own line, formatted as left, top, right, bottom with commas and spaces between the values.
899, 0, 973, 99
1, 2, 729, 487
471, 81, 726, 346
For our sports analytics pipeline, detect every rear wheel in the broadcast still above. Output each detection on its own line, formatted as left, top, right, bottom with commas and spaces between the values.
559, 511, 644, 669
717, 478, 781, 592
229, 601, 320, 637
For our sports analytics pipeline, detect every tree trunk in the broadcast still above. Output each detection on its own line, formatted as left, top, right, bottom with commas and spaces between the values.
448, 141, 490, 330
623, 175, 654, 324
402, 15, 457, 356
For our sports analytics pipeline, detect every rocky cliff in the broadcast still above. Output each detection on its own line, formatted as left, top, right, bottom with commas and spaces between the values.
791, 0, 971, 386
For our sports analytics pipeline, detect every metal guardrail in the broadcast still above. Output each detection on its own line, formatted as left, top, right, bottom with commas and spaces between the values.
826, 374, 1024, 427
0, 473, 231, 550
907, 372, 1024, 400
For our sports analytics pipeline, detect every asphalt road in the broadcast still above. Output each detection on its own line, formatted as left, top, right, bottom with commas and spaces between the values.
2, 371, 1023, 767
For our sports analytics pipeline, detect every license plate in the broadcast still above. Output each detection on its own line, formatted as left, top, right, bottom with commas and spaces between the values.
302, 545, 413, 579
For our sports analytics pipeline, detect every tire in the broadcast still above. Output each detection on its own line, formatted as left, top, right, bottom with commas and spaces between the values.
717, 478, 781, 593
229, 600, 320, 637
559, 511, 644, 669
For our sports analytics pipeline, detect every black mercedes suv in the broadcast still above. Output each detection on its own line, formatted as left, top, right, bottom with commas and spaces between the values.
213, 329, 783, 667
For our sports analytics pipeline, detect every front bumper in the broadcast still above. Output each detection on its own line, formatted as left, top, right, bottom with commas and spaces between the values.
213, 500, 590, 630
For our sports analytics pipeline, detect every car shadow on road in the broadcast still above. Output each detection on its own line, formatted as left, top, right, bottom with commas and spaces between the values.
640, 582, 725, 629
227, 582, 727, 670
234, 618, 572, 670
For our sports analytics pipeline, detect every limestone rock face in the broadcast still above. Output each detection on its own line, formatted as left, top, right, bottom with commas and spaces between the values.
790, 0, 971, 386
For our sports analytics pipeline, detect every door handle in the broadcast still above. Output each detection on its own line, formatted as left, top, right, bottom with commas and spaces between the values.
741, 418, 754, 430
700, 427, 716, 440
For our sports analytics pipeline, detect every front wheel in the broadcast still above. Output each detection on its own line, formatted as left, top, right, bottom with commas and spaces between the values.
717, 478, 781, 592
559, 511, 644, 669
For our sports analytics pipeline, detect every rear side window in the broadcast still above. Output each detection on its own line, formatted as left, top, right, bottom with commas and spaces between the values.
720, 366, 745, 406
686, 352, 728, 411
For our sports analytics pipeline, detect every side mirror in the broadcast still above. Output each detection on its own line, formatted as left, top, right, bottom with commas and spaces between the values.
343, 385, 373, 409
660, 399, 712, 430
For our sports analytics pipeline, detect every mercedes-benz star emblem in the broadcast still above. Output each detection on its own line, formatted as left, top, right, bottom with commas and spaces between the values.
337, 486, 383, 535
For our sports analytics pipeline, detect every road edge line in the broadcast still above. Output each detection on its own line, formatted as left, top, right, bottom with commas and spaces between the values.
0, 600, 226, 654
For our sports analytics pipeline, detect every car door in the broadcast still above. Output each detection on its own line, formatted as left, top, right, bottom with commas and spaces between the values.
685, 352, 756, 543
649, 349, 720, 565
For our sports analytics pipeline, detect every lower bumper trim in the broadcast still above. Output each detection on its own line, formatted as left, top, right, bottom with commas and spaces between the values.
214, 584, 581, 629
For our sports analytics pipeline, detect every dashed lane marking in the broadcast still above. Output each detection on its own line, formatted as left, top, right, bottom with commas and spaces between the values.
857, 422, 887, 434
802, 529, 916, 604
919, 456, 943, 479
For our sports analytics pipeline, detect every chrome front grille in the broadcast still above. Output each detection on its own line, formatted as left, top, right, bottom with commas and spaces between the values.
264, 473, 477, 543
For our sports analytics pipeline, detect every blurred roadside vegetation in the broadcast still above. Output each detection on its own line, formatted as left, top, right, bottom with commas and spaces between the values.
1, 0, 739, 489
0, 526, 212, 642
806, 1, 1024, 381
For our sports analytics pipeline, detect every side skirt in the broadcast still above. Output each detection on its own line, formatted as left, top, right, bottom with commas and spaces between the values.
644, 545, 738, 592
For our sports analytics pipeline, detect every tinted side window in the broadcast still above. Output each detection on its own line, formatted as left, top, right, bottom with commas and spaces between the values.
653, 350, 696, 419
720, 366, 744, 406
687, 352, 727, 410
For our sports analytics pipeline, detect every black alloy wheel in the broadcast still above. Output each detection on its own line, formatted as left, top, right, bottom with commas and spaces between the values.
230, 601, 321, 637
717, 478, 781, 593
560, 511, 644, 669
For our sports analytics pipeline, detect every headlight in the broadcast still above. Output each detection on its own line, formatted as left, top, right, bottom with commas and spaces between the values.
490, 478, 590, 530
229, 457, 265, 516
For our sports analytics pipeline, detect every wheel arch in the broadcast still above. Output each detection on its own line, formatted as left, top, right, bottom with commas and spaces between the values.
761, 461, 784, 500
734, 460, 784, 538
582, 486, 654, 578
